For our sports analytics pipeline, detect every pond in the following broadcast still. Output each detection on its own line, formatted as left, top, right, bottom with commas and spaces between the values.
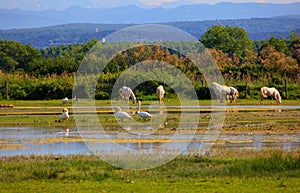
1, 126, 299, 157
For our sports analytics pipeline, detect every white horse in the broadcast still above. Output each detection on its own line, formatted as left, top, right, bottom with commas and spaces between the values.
210, 82, 239, 103
260, 87, 282, 104
118, 86, 136, 104
157, 85, 165, 104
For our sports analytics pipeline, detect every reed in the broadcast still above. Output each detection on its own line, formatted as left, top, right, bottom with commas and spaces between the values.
1, 149, 300, 192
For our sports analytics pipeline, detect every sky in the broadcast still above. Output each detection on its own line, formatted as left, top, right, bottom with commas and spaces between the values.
139, 0, 300, 6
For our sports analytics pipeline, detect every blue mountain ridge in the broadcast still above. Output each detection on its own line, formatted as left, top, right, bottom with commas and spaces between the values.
0, 2, 300, 29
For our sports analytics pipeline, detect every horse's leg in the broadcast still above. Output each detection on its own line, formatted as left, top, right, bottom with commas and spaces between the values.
270, 95, 274, 104
219, 94, 224, 103
226, 95, 229, 103
260, 94, 264, 105
231, 95, 235, 103
230, 94, 235, 103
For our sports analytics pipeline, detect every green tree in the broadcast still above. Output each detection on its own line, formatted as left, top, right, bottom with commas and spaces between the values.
263, 36, 291, 56
0, 40, 42, 73
286, 30, 300, 65
200, 25, 253, 64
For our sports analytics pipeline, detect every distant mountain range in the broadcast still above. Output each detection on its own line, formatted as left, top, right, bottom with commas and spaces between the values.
1, 2, 300, 29
0, 0, 149, 10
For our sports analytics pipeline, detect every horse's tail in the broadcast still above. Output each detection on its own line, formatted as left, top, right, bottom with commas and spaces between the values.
260, 87, 268, 98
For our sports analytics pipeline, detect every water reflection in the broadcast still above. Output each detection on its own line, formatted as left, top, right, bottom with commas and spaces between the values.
0, 126, 299, 156
0, 127, 91, 156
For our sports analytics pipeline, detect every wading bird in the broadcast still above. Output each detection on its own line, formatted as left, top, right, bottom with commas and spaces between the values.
60, 108, 69, 122
136, 100, 152, 120
114, 107, 132, 121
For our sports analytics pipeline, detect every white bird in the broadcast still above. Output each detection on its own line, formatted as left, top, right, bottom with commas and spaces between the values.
62, 97, 68, 104
61, 108, 69, 122
136, 100, 152, 119
114, 107, 132, 121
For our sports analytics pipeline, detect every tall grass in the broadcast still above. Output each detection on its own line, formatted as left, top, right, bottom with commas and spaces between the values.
224, 151, 300, 177
1, 150, 300, 183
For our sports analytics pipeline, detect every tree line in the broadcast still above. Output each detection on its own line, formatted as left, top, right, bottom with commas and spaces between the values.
0, 25, 299, 100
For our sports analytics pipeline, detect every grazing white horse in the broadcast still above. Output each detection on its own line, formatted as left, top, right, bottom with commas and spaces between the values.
157, 85, 165, 104
260, 87, 282, 104
118, 86, 136, 104
210, 82, 239, 103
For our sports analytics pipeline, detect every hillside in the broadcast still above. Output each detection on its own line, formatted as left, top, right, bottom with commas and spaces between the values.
0, 16, 299, 48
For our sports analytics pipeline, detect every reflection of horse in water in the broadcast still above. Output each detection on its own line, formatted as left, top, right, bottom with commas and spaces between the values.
210, 82, 239, 103
260, 87, 282, 104
118, 86, 136, 104
157, 85, 165, 104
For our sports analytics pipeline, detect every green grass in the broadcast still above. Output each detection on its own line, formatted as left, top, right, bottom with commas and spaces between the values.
1, 107, 299, 133
1, 98, 300, 107
1, 150, 300, 192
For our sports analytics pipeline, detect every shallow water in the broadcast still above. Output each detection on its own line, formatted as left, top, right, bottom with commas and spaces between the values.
1, 126, 299, 157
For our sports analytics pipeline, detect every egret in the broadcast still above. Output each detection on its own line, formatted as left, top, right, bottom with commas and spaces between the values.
60, 108, 69, 122
136, 100, 152, 120
114, 107, 132, 121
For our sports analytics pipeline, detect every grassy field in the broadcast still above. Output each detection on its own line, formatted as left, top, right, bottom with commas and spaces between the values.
1, 98, 300, 107
1, 149, 300, 193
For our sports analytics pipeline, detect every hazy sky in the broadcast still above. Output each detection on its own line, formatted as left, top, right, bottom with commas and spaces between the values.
139, 0, 300, 6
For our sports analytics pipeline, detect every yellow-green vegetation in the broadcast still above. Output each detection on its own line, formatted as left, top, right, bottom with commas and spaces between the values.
0, 99, 299, 133
1, 30, 300, 101
1, 150, 300, 193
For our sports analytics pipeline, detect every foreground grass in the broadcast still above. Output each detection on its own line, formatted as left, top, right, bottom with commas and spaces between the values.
1, 150, 300, 192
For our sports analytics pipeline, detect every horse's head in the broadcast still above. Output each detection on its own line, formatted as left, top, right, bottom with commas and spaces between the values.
235, 90, 239, 97
276, 95, 282, 104
132, 97, 136, 104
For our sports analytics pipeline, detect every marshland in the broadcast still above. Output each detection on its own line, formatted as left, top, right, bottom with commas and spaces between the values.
1, 98, 299, 192
1, 19, 300, 192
